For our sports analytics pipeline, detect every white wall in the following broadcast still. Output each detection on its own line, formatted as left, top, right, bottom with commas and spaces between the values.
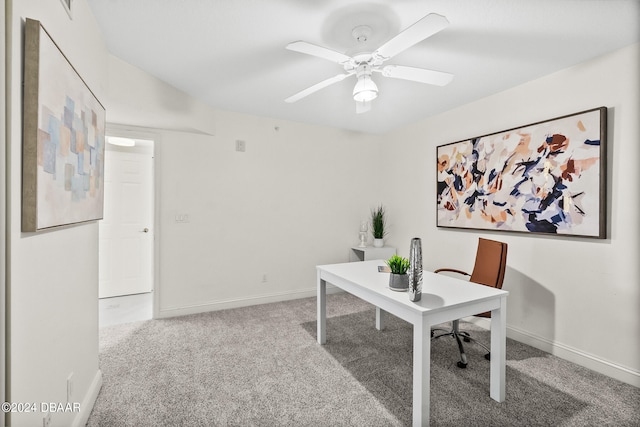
155, 113, 385, 316
105, 55, 216, 136
6, 0, 108, 426
380, 43, 640, 386
105, 52, 389, 317
105, 55, 386, 317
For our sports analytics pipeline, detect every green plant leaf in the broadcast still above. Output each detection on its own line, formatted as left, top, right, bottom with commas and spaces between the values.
371, 204, 388, 239
385, 254, 409, 274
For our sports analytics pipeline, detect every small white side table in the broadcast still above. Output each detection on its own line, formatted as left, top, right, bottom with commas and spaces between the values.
349, 246, 396, 262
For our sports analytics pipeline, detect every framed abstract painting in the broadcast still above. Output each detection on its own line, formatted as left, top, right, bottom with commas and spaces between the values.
22, 18, 106, 232
436, 107, 607, 238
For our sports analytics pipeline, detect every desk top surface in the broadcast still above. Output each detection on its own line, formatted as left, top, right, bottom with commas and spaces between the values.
318, 260, 508, 314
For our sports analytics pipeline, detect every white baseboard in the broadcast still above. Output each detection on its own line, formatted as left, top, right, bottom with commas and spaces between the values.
72, 370, 103, 427
466, 317, 640, 387
156, 286, 343, 319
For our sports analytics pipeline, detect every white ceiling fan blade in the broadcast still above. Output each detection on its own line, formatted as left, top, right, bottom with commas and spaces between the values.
286, 41, 353, 65
374, 13, 449, 61
285, 73, 352, 103
356, 100, 371, 114
382, 65, 454, 86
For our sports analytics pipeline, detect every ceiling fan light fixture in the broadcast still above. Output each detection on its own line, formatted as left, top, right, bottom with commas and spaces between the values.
353, 74, 378, 102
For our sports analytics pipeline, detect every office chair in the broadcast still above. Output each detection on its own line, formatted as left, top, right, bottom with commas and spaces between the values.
432, 238, 508, 368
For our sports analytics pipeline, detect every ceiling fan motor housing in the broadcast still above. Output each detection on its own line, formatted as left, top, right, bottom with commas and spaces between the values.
355, 63, 373, 78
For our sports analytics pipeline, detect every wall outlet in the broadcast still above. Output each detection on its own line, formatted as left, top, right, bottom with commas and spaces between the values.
67, 372, 74, 402
43, 412, 51, 427
235, 140, 246, 152
175, 214, 190, 223
262, 274, 268, 283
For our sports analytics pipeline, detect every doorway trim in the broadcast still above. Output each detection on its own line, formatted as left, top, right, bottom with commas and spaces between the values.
104, 123, 160, 319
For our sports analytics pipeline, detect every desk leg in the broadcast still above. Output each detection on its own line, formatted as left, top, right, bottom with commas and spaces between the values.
376, 307, 386, 331
413, 317, 430, 427
490, 296, 507, 402
317, 272, 326, 345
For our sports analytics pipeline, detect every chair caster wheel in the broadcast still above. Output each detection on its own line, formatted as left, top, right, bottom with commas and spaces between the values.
463, 337, 471, 343
485, 353, 491, 361
457, 361, 468, 369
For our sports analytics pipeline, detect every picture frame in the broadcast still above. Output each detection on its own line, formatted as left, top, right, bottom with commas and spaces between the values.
436, 107, 607, 238
22, 18, 106, 232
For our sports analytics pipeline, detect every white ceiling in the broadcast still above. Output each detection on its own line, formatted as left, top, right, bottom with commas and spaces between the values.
87, 0, 640, 134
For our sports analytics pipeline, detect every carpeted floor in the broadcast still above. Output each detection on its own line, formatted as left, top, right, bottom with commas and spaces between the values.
86, 293, 639, 426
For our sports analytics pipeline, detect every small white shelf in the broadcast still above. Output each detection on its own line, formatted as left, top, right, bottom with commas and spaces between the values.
349, 246, 396, 262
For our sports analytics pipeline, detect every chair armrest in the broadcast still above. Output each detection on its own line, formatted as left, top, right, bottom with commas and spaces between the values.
434, 268, 470, 276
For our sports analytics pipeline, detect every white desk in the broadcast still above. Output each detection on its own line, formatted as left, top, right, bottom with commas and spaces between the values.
316, 260, 508, 427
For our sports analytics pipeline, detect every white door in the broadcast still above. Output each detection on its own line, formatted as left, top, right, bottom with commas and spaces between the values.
99, 144, 154, 298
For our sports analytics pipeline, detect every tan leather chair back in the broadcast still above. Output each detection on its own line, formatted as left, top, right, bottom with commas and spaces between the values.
469, 238, 508, 290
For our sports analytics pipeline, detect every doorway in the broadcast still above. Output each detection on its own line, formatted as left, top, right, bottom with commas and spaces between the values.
98, 135, 155, 325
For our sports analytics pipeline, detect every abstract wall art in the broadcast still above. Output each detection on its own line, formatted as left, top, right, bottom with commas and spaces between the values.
22, 18, 106, 232
436, 107, 607, 238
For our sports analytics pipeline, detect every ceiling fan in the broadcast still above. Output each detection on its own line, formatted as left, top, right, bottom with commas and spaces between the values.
284, 13, 454, 113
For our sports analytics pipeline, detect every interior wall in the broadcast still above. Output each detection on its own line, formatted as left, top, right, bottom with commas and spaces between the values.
6, 0, 108, 426
156, 114, 385, 316
380, 43, 640, 386
105, 55, 216, 135
105, 53, 387, 317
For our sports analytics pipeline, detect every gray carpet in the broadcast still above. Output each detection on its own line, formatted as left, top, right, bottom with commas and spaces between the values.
86, 293, 639, 426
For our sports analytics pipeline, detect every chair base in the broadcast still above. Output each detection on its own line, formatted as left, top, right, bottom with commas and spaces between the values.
431, 320, 491, 368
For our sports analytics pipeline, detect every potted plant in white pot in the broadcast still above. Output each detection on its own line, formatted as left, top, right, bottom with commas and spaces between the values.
371, 205, 387, 248
386, 254, 410, 291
